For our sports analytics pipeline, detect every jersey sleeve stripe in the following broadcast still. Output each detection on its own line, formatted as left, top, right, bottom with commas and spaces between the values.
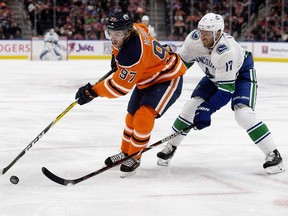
108, 79, 126, 95
161, 53, 181, 74
137, 72, 161, 85
155, 58, 184, 82
161, 55, 176, 72
103, 80, 121, 98
110, 79, 130, 93
137, 54, 183, 87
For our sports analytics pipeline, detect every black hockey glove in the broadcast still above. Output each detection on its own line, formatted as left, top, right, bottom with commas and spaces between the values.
75, 83, 98, 105
193, 102, 216, 130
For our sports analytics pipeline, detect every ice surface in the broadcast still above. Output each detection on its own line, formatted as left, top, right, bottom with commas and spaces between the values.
0, 60, 288, 216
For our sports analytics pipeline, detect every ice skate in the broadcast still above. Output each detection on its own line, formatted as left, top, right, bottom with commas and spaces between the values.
263, 149, 285, 174
157, 143, 177, 167
120, 158, 140, 178
104, 152, 127, 166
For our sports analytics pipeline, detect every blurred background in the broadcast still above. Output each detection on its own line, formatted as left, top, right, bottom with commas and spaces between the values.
1, 0, 287, 42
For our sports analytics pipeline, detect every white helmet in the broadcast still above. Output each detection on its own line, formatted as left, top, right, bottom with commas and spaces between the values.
141, 15, 149, 22
198, 13, 224, 35
49, 28, 55, 35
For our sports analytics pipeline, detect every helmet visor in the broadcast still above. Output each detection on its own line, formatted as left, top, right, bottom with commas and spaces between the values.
105, 29, 127, 40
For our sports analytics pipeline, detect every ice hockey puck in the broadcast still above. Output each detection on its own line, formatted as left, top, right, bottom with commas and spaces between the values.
10, 175, 19, 184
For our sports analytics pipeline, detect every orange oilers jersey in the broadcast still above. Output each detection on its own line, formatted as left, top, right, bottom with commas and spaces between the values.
93, 23, 187, 99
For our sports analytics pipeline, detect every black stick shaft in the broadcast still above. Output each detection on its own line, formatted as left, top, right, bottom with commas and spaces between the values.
1, 101, 77, 175
42, 124, 194, 186
1, 69, 115, 175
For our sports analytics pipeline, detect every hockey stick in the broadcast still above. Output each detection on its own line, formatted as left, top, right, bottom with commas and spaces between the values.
42, 124, 195, 186
0, 69, 115, 175
0, 101, 77, 175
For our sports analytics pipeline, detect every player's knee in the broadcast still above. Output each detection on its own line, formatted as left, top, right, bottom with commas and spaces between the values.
133, 106, 156, 134
125, 112, 134, 129
234, 105, 258, 129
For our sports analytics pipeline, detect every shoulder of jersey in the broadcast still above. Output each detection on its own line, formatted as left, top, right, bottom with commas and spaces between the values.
189, 30, 200, 40
216, 43, 229, 55
117, 35, 141, 67
215, 34, 236, 55
215, 36, 229, 55
136, 23, 148, 31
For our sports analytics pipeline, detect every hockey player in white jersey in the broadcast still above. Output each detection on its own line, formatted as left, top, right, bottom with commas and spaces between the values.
157, 13, 285, 174
39, 28, 62, 60
141, 15, 157, 38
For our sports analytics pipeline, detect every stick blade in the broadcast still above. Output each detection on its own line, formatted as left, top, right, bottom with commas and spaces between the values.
42, 167, 74, 186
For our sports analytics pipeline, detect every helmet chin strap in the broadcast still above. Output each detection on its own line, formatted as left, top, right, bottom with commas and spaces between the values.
210, 31, 223, 49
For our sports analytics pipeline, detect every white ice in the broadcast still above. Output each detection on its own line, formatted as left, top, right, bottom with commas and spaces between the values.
0, 60, 288, 216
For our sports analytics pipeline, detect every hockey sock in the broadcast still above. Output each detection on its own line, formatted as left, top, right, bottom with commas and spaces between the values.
121, 112, 133, 154
247, 122, 276, 154
247, 121, 270, 144
235, 106, 276, 155
173, 115, 193, 133
128, 105, 156, 159
166, 115, 193, 147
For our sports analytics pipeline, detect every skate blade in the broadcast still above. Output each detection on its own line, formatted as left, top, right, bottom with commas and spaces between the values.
157, 158, 171, 167
265, 163, 285, 174
120, 170, 137, 178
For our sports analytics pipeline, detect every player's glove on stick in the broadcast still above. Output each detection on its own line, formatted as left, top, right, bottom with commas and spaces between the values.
75, 83, 98, 105
162, 44, 172, 52
193, 102, 215, 130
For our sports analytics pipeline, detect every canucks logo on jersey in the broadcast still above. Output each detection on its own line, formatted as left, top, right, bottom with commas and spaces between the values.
216, 44, 229, 55
190, 30, 200, 40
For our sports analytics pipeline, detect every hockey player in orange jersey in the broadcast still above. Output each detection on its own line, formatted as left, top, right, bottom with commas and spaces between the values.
75, 11, 187, 177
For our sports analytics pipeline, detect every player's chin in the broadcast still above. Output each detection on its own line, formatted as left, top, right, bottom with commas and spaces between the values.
202, 41, 210, 48
112, 41, 119, 48
201, 39, 207, 44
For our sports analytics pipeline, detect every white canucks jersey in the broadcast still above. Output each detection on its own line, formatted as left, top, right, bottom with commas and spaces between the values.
179, 30, 246, 93
44, 32, 59, 44
147, 24, 156, 38
40, 30, 62, 60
